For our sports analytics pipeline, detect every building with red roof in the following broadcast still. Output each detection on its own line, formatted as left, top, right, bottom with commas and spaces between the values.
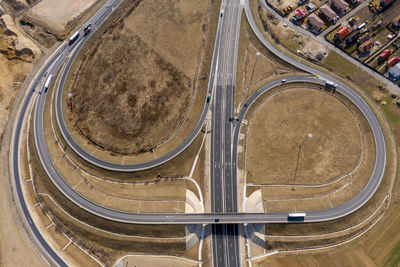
295, 8, 307, 19
334, 26, 352, 41
378, 49, 392, 62
387, 56, 400, 67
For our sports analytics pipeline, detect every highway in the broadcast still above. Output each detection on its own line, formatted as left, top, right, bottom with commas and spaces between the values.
210, 0, 242, 266
8, 0, 387, 265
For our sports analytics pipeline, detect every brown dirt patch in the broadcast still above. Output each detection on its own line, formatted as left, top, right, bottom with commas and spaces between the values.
24, 0, 97, 33
70, 33, 192, 155
247, 88, 362, 185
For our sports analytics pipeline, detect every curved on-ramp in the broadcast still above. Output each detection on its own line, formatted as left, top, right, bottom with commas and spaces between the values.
53, 4, 223, 172
35, 72, 386, 224
31, 0, 386, 225
9, 0, 389, 265
10, 0, 388, 265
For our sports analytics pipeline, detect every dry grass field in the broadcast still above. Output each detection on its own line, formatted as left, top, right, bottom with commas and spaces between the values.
29, 130, 189, 265
242, 83, 377, 211
67, 0, 210, 155
247, 88, 363, 185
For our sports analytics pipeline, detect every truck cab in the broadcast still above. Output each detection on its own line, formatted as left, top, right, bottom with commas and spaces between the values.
325, 81, 337, 89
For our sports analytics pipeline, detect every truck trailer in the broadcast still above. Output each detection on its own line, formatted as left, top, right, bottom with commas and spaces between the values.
68, 31, 80, 45
44, 75, 53, 92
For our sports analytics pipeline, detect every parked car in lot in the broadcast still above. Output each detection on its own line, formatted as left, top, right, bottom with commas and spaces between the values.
306, 3, 316, 12
298, 0, 309, 6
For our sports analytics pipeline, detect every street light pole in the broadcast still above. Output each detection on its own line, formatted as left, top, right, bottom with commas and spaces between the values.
249, 52, 261, 88
67, 93, 73, 112
292, 133, 312, 191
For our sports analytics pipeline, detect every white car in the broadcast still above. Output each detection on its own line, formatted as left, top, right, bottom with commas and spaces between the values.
281, 79, 287, 83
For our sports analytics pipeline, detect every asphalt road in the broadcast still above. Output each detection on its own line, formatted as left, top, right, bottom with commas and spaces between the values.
36, 71, 386, 226
9, 0, 387, 265
10, 0, 123, 265
210, 0, 242, 266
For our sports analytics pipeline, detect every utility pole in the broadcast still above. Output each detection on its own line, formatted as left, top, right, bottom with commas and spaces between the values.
292, 133, 313, 191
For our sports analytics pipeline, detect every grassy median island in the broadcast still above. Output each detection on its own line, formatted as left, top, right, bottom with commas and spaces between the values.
241, 83, 376, 212
247, 88, 363, 185
66, 0, 211, 155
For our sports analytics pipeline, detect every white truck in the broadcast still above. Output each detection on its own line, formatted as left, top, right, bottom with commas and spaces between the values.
44, 75, 53, 92
325, 81, 337, 89
68, 31, 80, 45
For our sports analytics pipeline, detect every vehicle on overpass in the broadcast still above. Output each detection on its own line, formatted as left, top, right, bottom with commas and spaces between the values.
325, 80, 337, 89
288, 212, 306, 221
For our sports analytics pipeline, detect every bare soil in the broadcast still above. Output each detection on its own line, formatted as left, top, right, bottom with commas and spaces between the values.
67, 0, 210, 155
70, 33, 192, 155
24, 0, 97, 33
